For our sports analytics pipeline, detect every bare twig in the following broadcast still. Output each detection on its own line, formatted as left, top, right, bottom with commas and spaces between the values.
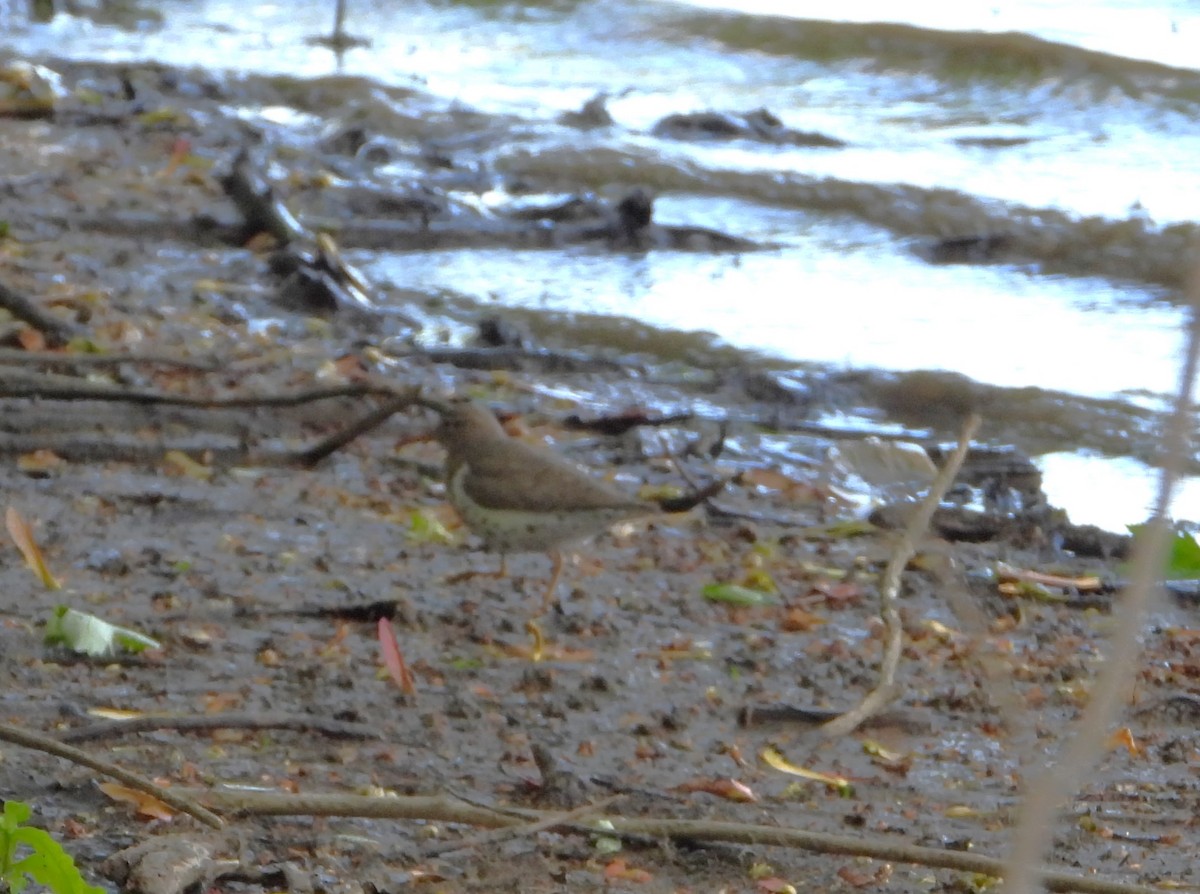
0, 721, 224, 829
421, 794, 623, 858
0, 348, 219, 370
822, 413, 982, 738
190, 789, 1160, 894
0, 379, 401, 407
293, 392, 420, 468
0, 390, 422, 469
57, 712, 380, 744
1002, 253, 1200, 894
0, 433, 255, 465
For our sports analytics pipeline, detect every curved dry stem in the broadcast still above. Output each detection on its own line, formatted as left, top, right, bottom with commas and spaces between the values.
822, 412, 982, 738
1002, 251, 1200, 894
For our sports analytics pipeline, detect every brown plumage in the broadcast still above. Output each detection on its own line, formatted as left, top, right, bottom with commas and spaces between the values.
435, 399, 653, 606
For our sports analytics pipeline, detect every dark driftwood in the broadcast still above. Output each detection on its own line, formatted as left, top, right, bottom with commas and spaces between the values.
218, 150, 305, 245
0, 280, 81, 346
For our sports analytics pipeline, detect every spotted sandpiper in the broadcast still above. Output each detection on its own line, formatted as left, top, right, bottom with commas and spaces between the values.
434, 398, 655, 607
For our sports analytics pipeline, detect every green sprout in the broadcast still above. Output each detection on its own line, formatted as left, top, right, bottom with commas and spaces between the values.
0, 801, 103, 894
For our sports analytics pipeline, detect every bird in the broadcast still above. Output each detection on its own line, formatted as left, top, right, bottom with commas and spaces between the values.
433, 398, 656, 608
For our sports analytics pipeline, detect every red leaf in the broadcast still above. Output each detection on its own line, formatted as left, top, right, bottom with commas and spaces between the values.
377, 617, 417, 696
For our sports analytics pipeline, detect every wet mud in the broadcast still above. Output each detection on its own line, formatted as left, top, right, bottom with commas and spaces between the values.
0, 58, 1197, 894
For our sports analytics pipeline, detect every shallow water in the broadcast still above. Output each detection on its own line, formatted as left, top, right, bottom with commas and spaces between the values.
2, 0, 1197, 530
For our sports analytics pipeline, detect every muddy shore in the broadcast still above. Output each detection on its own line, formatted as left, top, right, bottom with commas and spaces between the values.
0, 58, 1197, 893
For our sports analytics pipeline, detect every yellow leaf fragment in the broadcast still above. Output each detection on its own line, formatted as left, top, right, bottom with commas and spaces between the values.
163, 450, 213, 481
1109, 726, 1140, 756
945, 804, 985, 819
861, 739, 905, 762
87, 707, 145, 720
406, 508, 457, 544
526, 620, 545, 662
17, 450, 64, 474
760, 747, 852, 795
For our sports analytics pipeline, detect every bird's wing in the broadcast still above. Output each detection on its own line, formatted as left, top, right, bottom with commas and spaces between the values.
461, 440, 647, 513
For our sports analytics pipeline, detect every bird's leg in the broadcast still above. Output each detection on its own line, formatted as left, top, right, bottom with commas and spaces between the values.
540, 549, 565, 612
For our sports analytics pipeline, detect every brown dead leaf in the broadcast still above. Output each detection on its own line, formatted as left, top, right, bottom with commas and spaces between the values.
163, 450, 213, 481
802, 579, 864, 609
202, 692, 243, 713
1109, 726, 1140, 756
835, 866, 879, 888
675, 777, 758, 802
741, 467, 823, 502
159, 136, 192, 177
98, 782, 176, 821
16, 450, 64, 475
378, 616, 417, 696
756, 879, 798, 894
5, 506, 61, 589
17, 326, 46, 352
604, 859, 653, 883
256, 647, 282, 667
779, 606, 826, 632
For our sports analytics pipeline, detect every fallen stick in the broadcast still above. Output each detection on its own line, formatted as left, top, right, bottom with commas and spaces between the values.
821, 412, 981, 738
57, 711, 380, 744
0, 722, 223, 829
190, 789, 1162, 894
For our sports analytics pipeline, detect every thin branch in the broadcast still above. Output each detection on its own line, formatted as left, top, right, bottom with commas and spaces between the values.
0, 348, 219, 370
0, 721, 224, 829
293, 392, 419, 468
57, 712, 381, 744
822, 412, 982, 738
421, 794, 623, 858
191, 789, 1160, 894
0, 433, 248, 465
0, 380, 402, 407
1002, 249, 1200, 894
0, 389, 423, 469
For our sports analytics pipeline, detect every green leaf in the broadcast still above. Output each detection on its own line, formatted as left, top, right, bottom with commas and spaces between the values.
406, 508, 456, 545
2, 800, 32, 831
1128, 524, 1200, 579
44, 607, 161, 656
1, 801, 103, 894
590, 819, 622, 855
701, 584, 779, 606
